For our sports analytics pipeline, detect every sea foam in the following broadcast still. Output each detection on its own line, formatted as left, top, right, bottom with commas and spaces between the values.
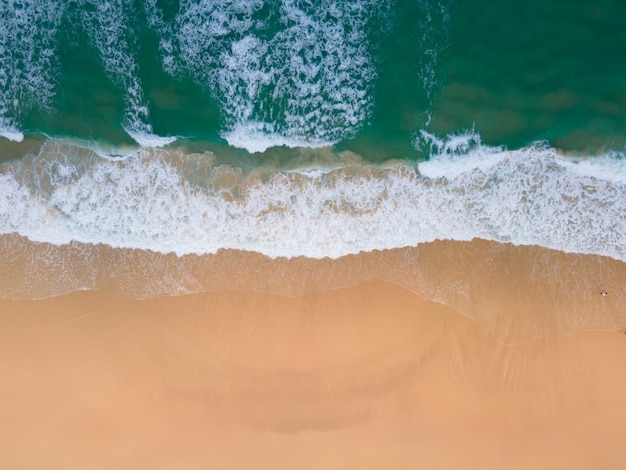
149, 0, 390, 153
1, 138, 625, 262
0, 0, 64, 141
0, 121, 24, 143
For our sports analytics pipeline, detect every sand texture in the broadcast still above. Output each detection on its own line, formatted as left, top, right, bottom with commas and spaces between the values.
1, 239, 626, 468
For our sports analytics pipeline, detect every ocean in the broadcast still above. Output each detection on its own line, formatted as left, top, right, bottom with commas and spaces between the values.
1, 0, 626, 298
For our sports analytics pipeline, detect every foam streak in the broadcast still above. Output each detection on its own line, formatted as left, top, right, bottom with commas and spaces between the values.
79, 0, 174, 147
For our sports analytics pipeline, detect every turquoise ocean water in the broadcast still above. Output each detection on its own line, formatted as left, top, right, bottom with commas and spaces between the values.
1, 0, 626, 296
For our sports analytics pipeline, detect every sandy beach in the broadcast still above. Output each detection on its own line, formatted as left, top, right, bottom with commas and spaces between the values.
1, 239, 625, 468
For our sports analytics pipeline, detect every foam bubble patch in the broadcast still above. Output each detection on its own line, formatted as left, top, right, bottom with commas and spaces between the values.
163, 0, 390, 153
124, 126, 177, 148
556, 152, 626, 185
0, 122, 24, 142
417, 129, 507, 178
0, 0, 65, 135
223, 122, 333, 153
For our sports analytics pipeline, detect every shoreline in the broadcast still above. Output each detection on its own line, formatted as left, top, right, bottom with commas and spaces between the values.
2, 235, 624, 341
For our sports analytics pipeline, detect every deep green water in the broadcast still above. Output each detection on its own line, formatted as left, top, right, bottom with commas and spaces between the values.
2, 0, 626, 161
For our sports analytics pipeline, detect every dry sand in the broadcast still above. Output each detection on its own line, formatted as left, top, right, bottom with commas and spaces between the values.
1, 239, 626, 469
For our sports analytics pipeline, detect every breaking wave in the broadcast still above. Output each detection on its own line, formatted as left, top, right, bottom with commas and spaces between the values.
1, 134, 625, 261
148, 0, 391, 152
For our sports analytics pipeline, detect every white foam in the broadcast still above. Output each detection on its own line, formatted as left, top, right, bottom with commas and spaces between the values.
1, 140, 626, 263
417, 129, 507, 178
165, 0, 389, 153
0, 1, 64, 136
555, 152, 626, 185
223, 122, 333, 153
142, 0, 176, 73
0, 124, 24, 143
124, 125, 178, 148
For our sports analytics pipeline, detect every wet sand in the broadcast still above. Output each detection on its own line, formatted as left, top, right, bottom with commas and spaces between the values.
1, 240, 626, 468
